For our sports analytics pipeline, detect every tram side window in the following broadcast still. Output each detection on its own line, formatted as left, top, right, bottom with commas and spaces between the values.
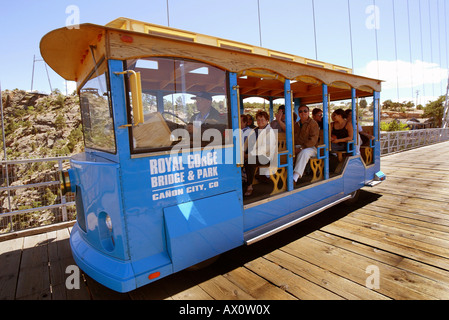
126, 57, 230, 152
79, 65, 116, 153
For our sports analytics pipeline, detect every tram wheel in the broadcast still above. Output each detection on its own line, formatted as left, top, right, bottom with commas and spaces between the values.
187, 255, 221, 271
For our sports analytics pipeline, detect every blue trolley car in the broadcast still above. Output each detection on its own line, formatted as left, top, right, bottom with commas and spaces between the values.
41, 18, 385, 292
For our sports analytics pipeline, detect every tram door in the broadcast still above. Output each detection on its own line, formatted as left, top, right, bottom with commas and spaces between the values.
122, 58, 244, 272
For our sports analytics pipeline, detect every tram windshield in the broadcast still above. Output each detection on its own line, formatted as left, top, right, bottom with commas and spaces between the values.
79, 61, 116, 153
126, 57, 230, 153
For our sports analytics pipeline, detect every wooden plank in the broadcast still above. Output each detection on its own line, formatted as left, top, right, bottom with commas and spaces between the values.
360, 201, 449, 230
244, 257, 343, 300
197, 274, 255, 300
342, 214, 449, 254
310, 231, 449, 287
321, 220, 449, 270
0, 238, 23, 300
282, 235, 449, 299
365, 192, 449, 216
170, 285, 213, 300
264, 249, 389, 300
384, 176, 449, 194
223, 266, 296, 300
15, 233, 51, 300
47, 228, 91, 300
354, 208, 449, 241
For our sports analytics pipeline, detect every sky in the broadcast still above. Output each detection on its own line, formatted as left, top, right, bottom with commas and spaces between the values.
1, 0, 448, 105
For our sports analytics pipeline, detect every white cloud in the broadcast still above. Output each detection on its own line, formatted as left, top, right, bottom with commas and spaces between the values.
361, 59, 448, 90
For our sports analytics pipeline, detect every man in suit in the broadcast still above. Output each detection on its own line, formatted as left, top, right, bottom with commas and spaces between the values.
187, 92, 227, 146
189, 92, 225, 127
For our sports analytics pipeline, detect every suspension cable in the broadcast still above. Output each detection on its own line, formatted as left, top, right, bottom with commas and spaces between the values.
419, 0, 425, 98
406, 0, 414, 100
373, 0, 380, 79
312, 0, 318, 60
347, 0, 354, 71
392, 0, 400, 101
257, 0, 263, 47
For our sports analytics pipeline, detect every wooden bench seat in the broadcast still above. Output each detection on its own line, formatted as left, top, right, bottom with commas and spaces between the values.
252, 132, 288, 195
360, 146, 373, 165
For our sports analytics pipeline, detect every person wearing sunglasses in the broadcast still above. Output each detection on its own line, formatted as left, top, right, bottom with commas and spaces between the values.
312, 108, 324, 130
293, 105, 320, 183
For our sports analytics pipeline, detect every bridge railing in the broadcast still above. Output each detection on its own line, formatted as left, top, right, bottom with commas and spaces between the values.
1, 128, 449, 235
0, 156, 75, 234
380, 128, 449, 155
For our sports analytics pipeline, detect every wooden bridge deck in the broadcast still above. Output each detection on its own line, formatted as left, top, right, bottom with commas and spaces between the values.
1, 141, 449, 300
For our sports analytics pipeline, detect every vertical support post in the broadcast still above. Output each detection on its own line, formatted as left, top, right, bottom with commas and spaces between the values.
31, 55, 35, 92
351, 87, 357, 156
373, 91, 381, 164
0, 84, 13, 231
156, 91, 164, 113
284, 80, 294, 191
59, 158, 68, 221
229, 72, 243, 167
269, 97, 274, 121
109, 59, 131, 161
322, 84, 329, 180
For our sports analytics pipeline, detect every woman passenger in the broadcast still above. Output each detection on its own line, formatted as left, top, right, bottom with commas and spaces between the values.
243, 110, 277, 196
246, 114, 256, 129
330, 108, 353, 151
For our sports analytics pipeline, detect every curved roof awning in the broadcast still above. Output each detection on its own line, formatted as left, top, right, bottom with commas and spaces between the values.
40, 24, 107, 81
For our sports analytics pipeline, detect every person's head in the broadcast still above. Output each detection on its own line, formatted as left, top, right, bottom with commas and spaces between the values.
255, 110, 269, 128
331, 108, 346, 122
298, 104, 310, 122
247, 114, 254, 126
192, 92, 212, 115
345, 109, 352, 118
240, 114, 248, 127
276, 105, 285, 120
312, 108, 323, 122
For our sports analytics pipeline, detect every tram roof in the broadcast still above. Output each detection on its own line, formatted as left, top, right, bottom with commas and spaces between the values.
40, 17, 382, 93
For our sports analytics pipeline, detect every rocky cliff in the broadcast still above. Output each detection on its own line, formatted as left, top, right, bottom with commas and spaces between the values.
0, 89, 83, 232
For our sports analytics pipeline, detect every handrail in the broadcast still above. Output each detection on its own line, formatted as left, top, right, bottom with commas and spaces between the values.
114, 70, 144, 126
380, 128, 449, 155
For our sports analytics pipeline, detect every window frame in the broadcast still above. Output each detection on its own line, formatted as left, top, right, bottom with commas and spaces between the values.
124, 57, 232, 155
79, 59, 117, 154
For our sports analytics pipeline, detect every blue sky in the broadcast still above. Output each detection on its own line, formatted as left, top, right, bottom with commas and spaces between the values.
1, 0, 448, 105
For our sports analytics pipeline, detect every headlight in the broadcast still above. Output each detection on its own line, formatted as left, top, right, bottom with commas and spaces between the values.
60, 170, 71, 195
105, 214, 113, 232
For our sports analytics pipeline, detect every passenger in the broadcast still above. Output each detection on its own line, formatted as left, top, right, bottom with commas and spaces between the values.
188, 92, 226, 134
246, 114, 256, 129
243, 110, 277, 196
292, 105, 320, 183
330, 108, 353, 151
271, 105, 286, 132
240, 114, 252, 151
312, 108, 324, 130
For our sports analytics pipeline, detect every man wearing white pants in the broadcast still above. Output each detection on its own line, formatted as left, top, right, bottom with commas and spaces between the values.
293, 105, 320, 183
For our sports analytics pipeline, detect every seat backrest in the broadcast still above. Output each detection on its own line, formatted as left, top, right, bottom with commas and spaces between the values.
277, 132, 287, 151
277, 132, 287, 164
317, 129, 324, 147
